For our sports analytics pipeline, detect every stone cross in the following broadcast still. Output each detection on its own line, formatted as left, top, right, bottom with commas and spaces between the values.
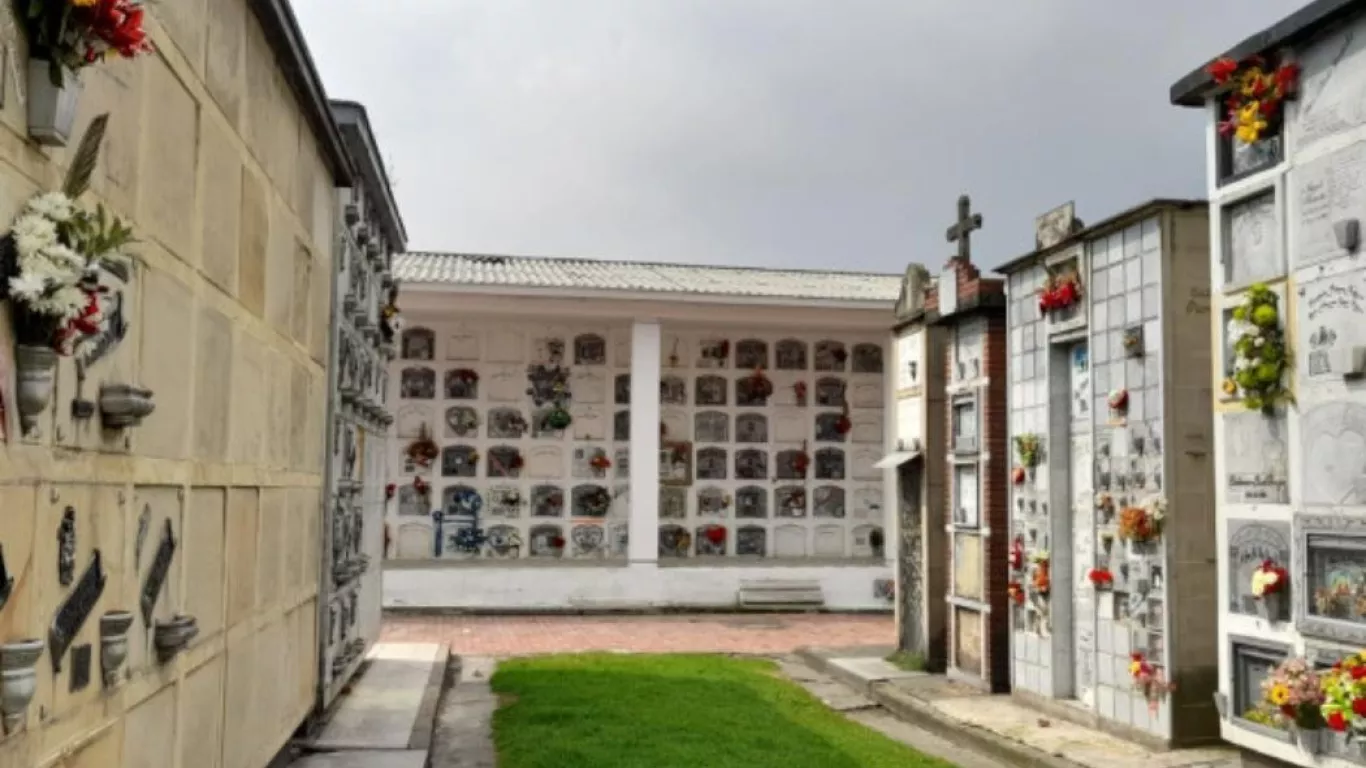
945, 194, 983, 262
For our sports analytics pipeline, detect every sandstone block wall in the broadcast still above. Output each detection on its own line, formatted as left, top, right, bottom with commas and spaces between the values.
0, 2, 341, 766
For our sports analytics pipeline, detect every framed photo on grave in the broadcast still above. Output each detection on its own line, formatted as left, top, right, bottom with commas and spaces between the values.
1227, 636, 1291, 728
1295, 514, 1366, 644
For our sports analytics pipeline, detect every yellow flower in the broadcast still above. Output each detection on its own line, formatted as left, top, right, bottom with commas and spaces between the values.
1222, 379, 1237, 396
1128, 661, 1142, 676
69, 0, 97, 6
1268, 684, 1291, 706
1236, 122, 1266, 145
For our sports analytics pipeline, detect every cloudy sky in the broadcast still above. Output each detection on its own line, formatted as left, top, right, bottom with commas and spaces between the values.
293, 0, 1301, 273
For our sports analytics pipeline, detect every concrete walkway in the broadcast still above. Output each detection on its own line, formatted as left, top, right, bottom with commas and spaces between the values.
429, 656, 498, 768
795, 646, 1243, 768
294, 642, 448, 768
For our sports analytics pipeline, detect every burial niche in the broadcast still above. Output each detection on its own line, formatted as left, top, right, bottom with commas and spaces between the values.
572, 524, 606, 557
444, 369, 479, 400
813, 486, 846, 518
445, 406, 479, 438
659, 525, 690, 558
695, 525, 727, 556
615, 374, 631, 404
736, 526, 766, 557
401, 327, 435, 361
736, 486, 767, 518
814, 448, 845, 480
572, 484, 612, 517
528, 525, 565, 558
441, 445, 478, 477
815, 413, 849, 443
531, 485, 564, 517
814, 340, 847, 372
401, 367, 436, 399
487, 446, 523, 478
695, 375, 727, 406
696, 447, 727, 480
697, 339, 729, 368
397, 484, 429, 517
695, 411, 729, 443
697, 487, 729, 517
488, 487, 524, 518
441, 485, 482, 516
661, 376, 687, 405
815, 377, 845, 407
736, 372, 774, 407
735, 449, 767, 480
1227, 520, 1291, 616
487, 407, 529, 439
851, 343, 883, 373
776, 486, 807, 517
485, 525, 522, 558
614, 410, 630, 441
735, 413, 767, 443
574, 334, 607, 365
660, 487, 687, 519
735, 339, 768, 370
776, 339, 807, 370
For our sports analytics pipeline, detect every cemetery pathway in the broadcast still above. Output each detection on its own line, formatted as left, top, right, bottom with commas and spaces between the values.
382, 612, 894, 656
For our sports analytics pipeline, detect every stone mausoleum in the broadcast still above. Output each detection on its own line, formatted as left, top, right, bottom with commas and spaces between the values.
1172, 0, 1366, 764
382, 252, 902, 611
996, 199, 1220, 746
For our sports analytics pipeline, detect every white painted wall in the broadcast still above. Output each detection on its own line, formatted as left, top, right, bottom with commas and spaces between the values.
385, 562, 892, 610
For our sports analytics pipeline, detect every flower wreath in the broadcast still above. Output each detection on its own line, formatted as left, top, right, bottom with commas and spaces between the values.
1224, 283, 1290, 412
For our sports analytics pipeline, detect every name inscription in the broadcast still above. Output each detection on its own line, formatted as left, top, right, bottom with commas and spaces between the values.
139, 518, 177, 628
49, 550, 106, 672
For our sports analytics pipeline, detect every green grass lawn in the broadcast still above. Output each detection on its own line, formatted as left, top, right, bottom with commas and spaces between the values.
490, 653, 956, 768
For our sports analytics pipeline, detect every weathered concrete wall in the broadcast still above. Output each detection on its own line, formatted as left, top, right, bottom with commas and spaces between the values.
0, 2, 340, 766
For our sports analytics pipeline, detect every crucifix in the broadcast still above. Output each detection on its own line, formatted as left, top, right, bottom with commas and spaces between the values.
945, 194, 983, 262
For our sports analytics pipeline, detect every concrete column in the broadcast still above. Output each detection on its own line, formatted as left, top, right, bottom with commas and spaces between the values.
628, 320, 662, 563
881, 330, 899, 567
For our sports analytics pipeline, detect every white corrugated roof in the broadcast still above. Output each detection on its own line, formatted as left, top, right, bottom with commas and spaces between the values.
394, 252, 902, 303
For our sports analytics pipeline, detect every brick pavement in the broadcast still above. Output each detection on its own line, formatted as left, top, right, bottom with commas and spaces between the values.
380, 612, 894, 656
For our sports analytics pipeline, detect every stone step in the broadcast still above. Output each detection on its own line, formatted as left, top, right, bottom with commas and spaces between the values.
737, 579, 825, 609
308, 642, 448, 752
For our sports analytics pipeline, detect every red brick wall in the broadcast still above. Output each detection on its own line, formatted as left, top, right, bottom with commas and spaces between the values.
937, 254, 1010, 692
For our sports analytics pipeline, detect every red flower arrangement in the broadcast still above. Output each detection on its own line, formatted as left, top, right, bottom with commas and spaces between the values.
20, 0, 156, 88
1107, 389, 1129, 411
405, 425, 440, 468
1087, 568, 1114, 589
1038, 271, 1083, 313
413, 476, 429, 496
1011, 466, 1027, 485
385, 483, 397, 501
551, 535, 566, 549
705, 527, 726, 545
746, 368, 774, 399
590, 454, 612, 471
1009, 536, 1025, 571
510, 453, 525, 470
1207, 55, 1299, 146
794, 381, 808, 406
791, 451, 810, 476
1007, 582, 1025, 605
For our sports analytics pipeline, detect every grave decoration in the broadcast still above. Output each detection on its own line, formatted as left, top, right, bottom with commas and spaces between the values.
1030, 551, 1050, 597
1007, 581, 1024, 605
1122, 326, 1144, 358
793, 381, 807, 406
1260, 658, 1324, 745
789, 446, 810, 478
1128, 652, 1173, 708
385, 483, 396, 501
1320, 651, 1366, 737
835, 402, 852, 436
1107, 388, 1129, 415
17, 2, 153, 146
1011, 466, 1026, 485
1118, 500, 1163, 547
404, 426, 440, 469
380, 293, 404, 348
1087, 567, 1114, 590
1095, 493, 1115, 517
1225, 283, 1290, 412
1206, 55, 1299, 146
1037, 268, 1082, 313
1, 116, 137, 433
738, 367, 773, 406
577, 487, 611, 517
1251, 559, 1289, 622
1009, 536, 1025, 571
589, 451, 612, 475
1014, 434, 1042, 468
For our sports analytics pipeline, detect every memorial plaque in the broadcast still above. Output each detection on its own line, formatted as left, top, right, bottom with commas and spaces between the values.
400, 367, 436, 399
1294, 132, 1366, 266
69, 644, 92, 692
695, 375, 727, 406
445, 406, 479, 438
1223, 411, 1289, 503
615, 374, 631, 404
574, 334, 607, 365
813, 486, 846, 518
736, 414, 767, 443
814, 341, 847, 372
735, 340, 767, 370
401, 327, 435, 360
534, 337, 566, 366
442, 485, 483, 516
572, 484, 611, 517
815, 413, 847, 442
660, 487, 687, 519
52, 550, 106, 671
444, 369, 479, 400
1224, 191, 1281, 286
659, 525, 690, 557
531, 485, 564, 517
528, 525, 565, 557
736, 486, 767, 518
487, 446, 522, 478
696, 447, 727, 480
851, 343, 883, 374
776, 339, 807, 370
735, 449, 767, 480
572, 524, 605, 556
815, 377, 845, 407
487, 407, 528, 439
441, 445, 479, 477
735, 375, 771, 407
695, 411, 728, 443
572, 370, 606, 404
776, 486, 806, 517
697, 487, 728, 517
445, 328, 480, 361
697, 339, 729, 369
775, 450, 806, 480
1228, 520, 1291, 615
1301, 401, 1366, 506
488, 486, 523, 518
526, 364, 571, 406
660, 441, 693, 486
736, 526, 766, 556
695, 525, 726, 556
661, 376, 686, 405
814, 448, 845, 480
140, 519, 176, 628
1300, 270, 1366, 382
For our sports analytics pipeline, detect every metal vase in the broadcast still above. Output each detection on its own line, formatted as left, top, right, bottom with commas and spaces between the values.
0, 638, 44, 735
25, 60, 81, 147
15, 344, 58, 434
99, 611, 135, 687
1296, 727, 1323, 755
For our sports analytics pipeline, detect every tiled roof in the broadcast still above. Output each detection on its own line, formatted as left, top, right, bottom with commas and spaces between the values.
394, 252, 903, 303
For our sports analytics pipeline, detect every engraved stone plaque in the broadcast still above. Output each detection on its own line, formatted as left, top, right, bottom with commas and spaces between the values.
697, 487, 728, 517
776, 486, 806, 517
815, 377, 845, 407
531, 485, 564, 517
661, 409, 689, 441
696, 447, 727, 480
445, 328, 480, 361
815, 413, 847, 443
697, 339, 729, 369
487, 446, 522, 478
398, 484, 429, 516
851, 343, 883, 374
444, 369, 479, 400
660, 487, 687, 519
1223, 411, 1289, 504
488, 486, 524, 518
572, 484, 611, 517
736, 413, 767, 443
396, 405, 430, 439
400, 367, 436, 399
1225, 191, 1281, 285
441, 445, 478, 477
574, 334, 607, 365
487, 407, 528, 439
528, 524, 565, 557
814, 524, 844, 556
814, 341, 847, 372
1299, 269, 1366, 383
660, 441, 693, 486
1301, 401, 1366, 506
773, 410, 806, 443
487, 367, 523, 402
445, 406, 479, 438
774, 525, 806, 557
401, 328, 435, 361
851, 414, 882, 444
659, 525, 690, 557
53, 550, 107, 670
661, 376, 686, 405
533, 337, 566, 366
1228, 519, 1291, 615
1294, 139, 1366, 267
572, 524, 606, 556
776, 339, 807, 370
489, 331, 526, 363
735, 449, 767, 480
572, 370, 606, 404
695, 411, 728, 443
854, 486, 881, 519
775, 449, 806, 480
813, 486, 846, 518
736, 526, 766, 556
851, 382, 881, 409
526, 446, 564, 478
441, 485, 482, 517
695, 375, 727, 406
736, 486, 767, 518
735, 339, 767, 370
814, 448, 845, 480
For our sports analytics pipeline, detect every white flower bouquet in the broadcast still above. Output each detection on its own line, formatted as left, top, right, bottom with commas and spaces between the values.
0, 114, 134, 354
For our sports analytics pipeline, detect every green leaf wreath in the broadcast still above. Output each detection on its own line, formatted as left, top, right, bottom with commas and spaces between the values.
1225, 283, 1290, 412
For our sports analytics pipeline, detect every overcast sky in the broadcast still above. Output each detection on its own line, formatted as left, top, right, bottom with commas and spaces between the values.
292, 0, 1302, 273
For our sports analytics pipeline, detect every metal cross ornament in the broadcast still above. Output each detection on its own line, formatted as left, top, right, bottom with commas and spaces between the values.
945, 194, 983, 262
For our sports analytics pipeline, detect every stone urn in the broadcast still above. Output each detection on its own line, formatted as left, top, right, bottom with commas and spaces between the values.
0, 638, 45, 734
99, 611, 135, 687
1258, 590, 1287, 623
98, 384, 156, 429
16, 344, 58, 434
153, 615, 199, 663
26, 60, 81, 147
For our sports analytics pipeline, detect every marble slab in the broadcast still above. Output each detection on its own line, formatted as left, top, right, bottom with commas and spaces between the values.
312, 643, 446, 750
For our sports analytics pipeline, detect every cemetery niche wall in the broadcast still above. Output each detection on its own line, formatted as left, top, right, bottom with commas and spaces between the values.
381, 252, 901, 610
997, 199, 1218, 747
1171, 3, 1366, 764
